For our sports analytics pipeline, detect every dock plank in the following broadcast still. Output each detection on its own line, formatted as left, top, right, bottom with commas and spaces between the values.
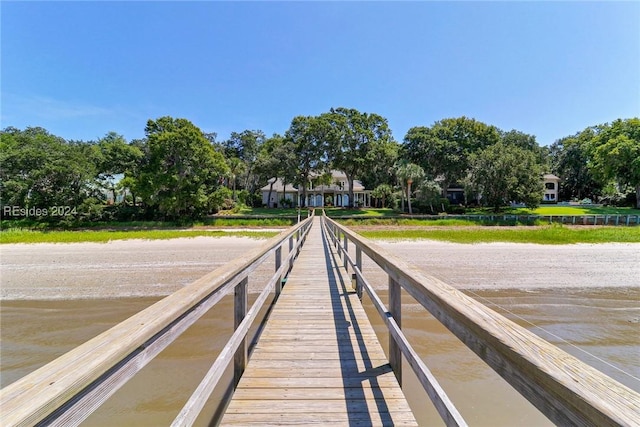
220, 217, 417, 426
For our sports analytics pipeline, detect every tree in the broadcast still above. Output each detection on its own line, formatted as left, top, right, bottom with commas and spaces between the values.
589, 118, 640, 208
415, 179, 442, 213
501, 129, 548, 168
549, 131, 601, 201
137, 117, 229, 219
325, 107, 393, 208
285, 115, 330, 207
469, 142, 544, 210
255, 134, 296, 208
0, 127, 98, 214
404, 117, 500, 197
226, 157, 246, 202
223, 130, 265, 196
96, 132, 143, 204
255, 136, 280, 208
396, 162, 425, 214
371, 183, 393, 208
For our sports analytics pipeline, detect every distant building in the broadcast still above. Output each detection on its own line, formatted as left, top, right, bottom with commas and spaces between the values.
543, 174, 561, 202
445, 174, 563, 206
445, 185, 465, 205
260, 179, 298, 208
260, 171, 372, 208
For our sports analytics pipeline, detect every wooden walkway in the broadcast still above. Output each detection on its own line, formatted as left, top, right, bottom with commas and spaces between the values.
220, 217, 418, 426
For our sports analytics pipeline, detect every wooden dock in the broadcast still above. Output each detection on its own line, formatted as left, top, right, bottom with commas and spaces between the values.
220, 218, 418, 426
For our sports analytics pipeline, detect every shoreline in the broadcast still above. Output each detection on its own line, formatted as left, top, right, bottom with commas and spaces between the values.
1, 238, 639, 300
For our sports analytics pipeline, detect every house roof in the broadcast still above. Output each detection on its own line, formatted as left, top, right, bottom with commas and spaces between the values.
543, 174, 561, 181
260, 171, 368, 192
312, 170, 366, 192
260, 179, 298, 192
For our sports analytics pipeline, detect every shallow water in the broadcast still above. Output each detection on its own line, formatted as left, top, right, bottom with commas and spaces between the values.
2, 287, 638, 426
363, 287, 640, 426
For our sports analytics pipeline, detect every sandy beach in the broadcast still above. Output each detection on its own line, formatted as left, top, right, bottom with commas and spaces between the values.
0, 236, 269, 299
1, 237, 638, 300
374, 240, 640, 290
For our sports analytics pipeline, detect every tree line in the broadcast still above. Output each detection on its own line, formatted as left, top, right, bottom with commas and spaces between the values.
1, 111, 638, 222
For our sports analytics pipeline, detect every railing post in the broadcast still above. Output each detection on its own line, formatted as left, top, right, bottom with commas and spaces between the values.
389, 276, 402, 386
355, 247, 363, 299
288, 236, 294, 270
234, 277, 248, 387
275, 246, 282, 296
343, 234, 348, 269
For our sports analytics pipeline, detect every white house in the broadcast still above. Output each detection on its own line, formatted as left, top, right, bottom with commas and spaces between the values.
543, 174, 561, 202
260, 171, 372, 208
260, 178, 298, 208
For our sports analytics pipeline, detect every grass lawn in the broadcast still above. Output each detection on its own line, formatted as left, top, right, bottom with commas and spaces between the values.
228, 207, 398, 217
530, 206, 640, 216
0, 229, 279, 244
3, 206, 638, 244
358, 225, 640, 244
224, 207, 301, 217
323, 207, 397, 217
336, 206, 640, 219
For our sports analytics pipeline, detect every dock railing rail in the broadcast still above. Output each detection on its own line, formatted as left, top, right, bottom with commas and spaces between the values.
322, 213, 640, 427
0, 214, 314, 427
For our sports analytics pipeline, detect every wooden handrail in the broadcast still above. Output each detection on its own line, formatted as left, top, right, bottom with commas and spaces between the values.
171, 214, 313, 426
323, 214, 640, 427
321, 216, 467, 426
0, 215, 314, 427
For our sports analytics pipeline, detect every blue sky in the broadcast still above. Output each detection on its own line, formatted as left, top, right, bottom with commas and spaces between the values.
2, 1, 638, 146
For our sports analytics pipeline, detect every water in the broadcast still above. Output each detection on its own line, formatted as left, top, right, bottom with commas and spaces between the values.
2, 287, 638, 426
362, 287, 640, 426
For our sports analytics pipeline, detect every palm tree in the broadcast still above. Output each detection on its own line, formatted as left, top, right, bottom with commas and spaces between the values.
371, 183, 393, 208
396, 162, 425, 214
227, 157, 245, 202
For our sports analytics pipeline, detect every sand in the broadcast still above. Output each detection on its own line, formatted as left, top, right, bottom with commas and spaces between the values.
0, 236, 269, 300
1, 237, 638, 300
374, 240, 640, 290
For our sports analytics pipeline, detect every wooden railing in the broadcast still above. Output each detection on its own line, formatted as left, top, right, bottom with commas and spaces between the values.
322, 214, 640, 427
0, 214, 314, 427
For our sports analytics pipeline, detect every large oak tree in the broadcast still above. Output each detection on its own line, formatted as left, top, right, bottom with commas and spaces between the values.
0, 127, 99, 213
469, 142, 544, 210
325, 107, 393, 208
285, 115, 330, 207
589, 118, 640, 208
137, 117, 228, 219
404, 117, 500, 197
